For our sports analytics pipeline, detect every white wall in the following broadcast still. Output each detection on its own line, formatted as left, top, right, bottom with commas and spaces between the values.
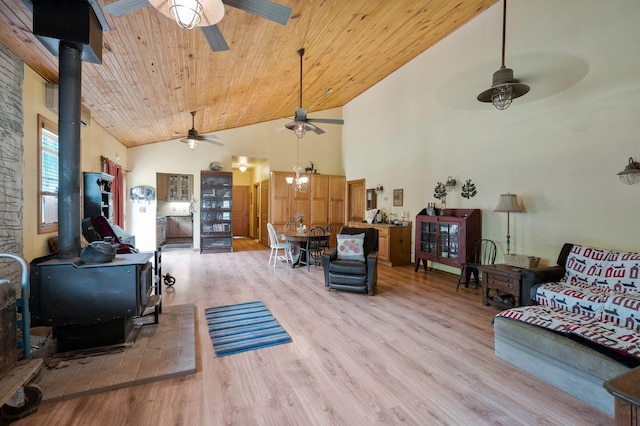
127, 107, 343, 250
343, 0, 640, 267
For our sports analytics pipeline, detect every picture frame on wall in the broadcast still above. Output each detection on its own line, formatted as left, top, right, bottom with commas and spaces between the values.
393, 189, 403, 206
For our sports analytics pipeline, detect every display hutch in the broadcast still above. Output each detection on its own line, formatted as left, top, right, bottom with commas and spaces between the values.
414, 208, 481, 271
200, 171, 232, 253
83, 172, 113, 223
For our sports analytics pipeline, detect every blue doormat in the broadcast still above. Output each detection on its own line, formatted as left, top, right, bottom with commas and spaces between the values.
205, 301, 292, 357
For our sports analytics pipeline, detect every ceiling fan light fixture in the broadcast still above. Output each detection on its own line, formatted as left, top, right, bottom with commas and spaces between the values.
478, 67, 529, 110
185, 138, 198, 150
169, 0, 203, 29
150, 0, 224, 29
477, 0, 529, 110
293, 122, 306, 139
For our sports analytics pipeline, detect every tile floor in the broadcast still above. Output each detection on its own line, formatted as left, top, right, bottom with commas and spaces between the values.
36, 304, 196, 403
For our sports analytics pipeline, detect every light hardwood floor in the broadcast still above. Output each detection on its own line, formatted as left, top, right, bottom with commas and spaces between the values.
16, 239, 612, 425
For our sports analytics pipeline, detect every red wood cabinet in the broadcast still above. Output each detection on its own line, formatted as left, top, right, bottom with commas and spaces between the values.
414, 208, 481, 271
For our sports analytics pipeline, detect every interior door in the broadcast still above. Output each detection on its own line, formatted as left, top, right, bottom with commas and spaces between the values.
253, 183, 260, 239
260, 179, 269, 247
347, 179, 366, 223
232, 186, 250, 237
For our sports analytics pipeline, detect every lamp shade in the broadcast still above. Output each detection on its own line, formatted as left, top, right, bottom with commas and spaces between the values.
494, 193, 523, 213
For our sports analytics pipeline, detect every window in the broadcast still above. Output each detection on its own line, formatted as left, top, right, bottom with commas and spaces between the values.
38, 115, 58, 234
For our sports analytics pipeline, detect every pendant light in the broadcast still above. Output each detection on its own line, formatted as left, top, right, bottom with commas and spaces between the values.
477, 0, 529, 110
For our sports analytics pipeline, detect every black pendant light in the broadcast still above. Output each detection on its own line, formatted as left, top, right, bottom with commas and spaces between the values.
477, 0, 529, 110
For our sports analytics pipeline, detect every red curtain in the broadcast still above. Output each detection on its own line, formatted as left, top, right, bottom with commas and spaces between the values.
105, 159, 124, 227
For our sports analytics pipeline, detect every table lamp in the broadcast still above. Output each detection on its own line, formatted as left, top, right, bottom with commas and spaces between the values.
494, 193, 524, 255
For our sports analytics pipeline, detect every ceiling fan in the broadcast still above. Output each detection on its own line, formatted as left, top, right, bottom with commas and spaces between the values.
103, 0, 292, 52
181, 111, 224, 149
284, 48, 344, 138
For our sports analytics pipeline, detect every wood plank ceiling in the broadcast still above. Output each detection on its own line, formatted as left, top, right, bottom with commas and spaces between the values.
0, 0, 497, 148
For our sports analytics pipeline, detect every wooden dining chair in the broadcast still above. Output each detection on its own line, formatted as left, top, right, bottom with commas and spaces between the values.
456, 239, 497, 291
299, 226, 325, 271
267, 223, 293, 268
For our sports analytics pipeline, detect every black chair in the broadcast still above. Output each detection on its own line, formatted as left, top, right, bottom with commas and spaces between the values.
323, 226, 378, 295
456, 239, 497, 291
320, 224, 333, 254
299, 226, 325, 271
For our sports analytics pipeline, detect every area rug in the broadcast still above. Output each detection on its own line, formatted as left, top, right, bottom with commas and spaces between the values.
205, 301, 292, 357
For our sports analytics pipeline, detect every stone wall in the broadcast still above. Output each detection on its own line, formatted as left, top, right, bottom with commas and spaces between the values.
0, 43, 25, 292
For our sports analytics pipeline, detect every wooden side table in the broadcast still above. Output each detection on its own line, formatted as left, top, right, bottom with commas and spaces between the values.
478, 264, 523, 307
604, 367, 640, 426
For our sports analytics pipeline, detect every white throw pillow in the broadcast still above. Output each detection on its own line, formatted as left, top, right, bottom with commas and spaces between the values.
336, 233, 365, 261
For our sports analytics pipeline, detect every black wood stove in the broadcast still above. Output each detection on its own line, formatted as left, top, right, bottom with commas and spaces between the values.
30, 252, 153, 353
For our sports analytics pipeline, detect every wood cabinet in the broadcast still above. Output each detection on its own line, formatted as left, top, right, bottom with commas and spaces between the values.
348, 222, 412, 266
269, 172, 345, 245
479, 264, 523, 307
200, 171, 232, 253
156, 173, 193, 202
83, 172, 113, 222
414, 208, 481, 271
166, 216, 192, 239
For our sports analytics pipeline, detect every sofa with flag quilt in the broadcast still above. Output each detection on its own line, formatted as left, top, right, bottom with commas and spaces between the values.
493, 243, 640, 415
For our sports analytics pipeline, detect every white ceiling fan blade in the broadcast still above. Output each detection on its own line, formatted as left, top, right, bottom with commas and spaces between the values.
103, 0, 149, 16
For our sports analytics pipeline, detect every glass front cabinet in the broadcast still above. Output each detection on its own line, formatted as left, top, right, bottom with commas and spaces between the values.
414, 208, 481, 271
200, 171, 233, 253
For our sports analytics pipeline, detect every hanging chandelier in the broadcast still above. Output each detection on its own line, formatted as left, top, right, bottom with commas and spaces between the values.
285, 138, 309, 192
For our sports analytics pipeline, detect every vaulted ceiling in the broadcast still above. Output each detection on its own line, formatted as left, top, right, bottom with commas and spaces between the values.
0, 0, 497, 148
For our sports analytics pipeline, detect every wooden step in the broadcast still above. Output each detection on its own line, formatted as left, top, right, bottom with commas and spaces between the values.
0, 358, 43, 406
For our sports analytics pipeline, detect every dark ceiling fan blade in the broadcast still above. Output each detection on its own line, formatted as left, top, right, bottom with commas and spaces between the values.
310, 125, 325, 135
203, 139, 225, 147
307, 118, 344, 125
103, 0, 149, 17
201, 25, 230, 52
223, 0, 292, 25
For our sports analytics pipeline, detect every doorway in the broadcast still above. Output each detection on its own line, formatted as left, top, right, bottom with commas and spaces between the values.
232, 186, 250, 237
347, 179, 366, 223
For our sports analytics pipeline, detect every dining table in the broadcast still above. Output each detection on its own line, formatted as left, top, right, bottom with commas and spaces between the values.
279, 230, 330, 268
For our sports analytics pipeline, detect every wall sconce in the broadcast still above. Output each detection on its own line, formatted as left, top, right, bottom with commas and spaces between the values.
617, 157, 640, 185
444, 176, 457, 192
494, 193, 524, 255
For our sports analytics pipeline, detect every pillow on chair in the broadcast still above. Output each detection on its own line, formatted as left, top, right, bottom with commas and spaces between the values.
336, 233, 365, 261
